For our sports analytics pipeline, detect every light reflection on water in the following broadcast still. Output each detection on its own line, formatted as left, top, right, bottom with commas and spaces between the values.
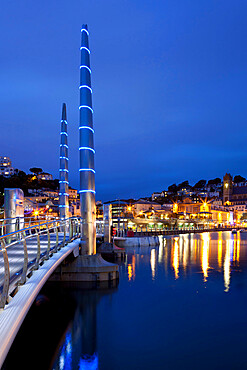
52, 231, 247, 370
137, 230, 245, 292
7, 231, 247, 370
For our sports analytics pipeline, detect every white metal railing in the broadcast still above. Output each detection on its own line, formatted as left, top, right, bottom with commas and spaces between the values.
0, 217, 80, 310
0, 216, 58, 236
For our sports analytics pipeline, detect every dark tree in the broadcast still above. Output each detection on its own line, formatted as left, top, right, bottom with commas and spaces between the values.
207, 178, 221, 186
178, 180, 190, 190
168, 184, 178, 193
234, 175, 246, 183
29, 167, 43, 175
193, 179, 206, 189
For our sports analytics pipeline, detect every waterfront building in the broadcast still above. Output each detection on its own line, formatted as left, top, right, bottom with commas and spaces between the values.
133, 199, 162, 215
0, 156, 14, 177
37, 172, 53, 181
173, 198, 233, 225
103, 200, 128, 218
68, 188, 77, 199
223, 173, 247, 208
152, 191, 165, 201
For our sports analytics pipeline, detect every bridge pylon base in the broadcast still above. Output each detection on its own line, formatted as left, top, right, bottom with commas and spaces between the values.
50, 253, 119, 282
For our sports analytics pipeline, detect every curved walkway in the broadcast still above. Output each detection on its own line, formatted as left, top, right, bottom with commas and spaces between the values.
0, 238, 81, 368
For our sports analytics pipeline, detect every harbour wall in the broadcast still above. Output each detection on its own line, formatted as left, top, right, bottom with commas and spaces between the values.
114, 236, 159, 248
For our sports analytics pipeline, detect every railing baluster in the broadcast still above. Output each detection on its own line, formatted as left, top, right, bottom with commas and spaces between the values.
19, 231, 28, 285
55, 223, 59, 251
69, 219, 73, 241
63, 221, 66, 246
0, 240, 10, 309
34, 227, 41, 270
45, 222, 51, 260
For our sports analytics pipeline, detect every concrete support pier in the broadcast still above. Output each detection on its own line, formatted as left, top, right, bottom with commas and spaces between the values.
51, 254, 119, 282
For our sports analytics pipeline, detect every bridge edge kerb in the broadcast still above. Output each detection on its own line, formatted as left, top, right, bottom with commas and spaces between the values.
0, 238, 81, 368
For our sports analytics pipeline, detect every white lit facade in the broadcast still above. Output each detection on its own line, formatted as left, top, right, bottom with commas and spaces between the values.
0, 156, 14, 177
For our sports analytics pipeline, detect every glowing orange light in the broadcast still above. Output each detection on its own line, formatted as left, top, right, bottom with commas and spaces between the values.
128, 265, 132, 281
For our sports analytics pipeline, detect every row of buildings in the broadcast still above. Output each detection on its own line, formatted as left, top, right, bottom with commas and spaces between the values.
2, 157, 247, 229
0, 156, 53, 180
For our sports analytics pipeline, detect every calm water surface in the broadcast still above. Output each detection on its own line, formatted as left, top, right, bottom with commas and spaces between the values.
4, 231, 247, 370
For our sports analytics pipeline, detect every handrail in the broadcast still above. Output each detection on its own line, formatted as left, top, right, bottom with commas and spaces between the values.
0, 217, 81, 310
0, 217, 69, 242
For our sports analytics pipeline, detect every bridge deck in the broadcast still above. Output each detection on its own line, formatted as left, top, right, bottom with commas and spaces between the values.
0, 238, 81, 368
0, 232, 70, 295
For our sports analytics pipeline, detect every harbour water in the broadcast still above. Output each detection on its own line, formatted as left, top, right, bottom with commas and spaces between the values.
4, 231, 247, 369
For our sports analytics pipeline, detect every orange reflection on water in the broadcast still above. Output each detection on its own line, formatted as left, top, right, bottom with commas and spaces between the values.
173, 238, 179, 279
183, 236, 189, 270
202, 233, 210, 282
128, 255, 136, 281
128, 265, 132, 281
218, 239, 222, 268
194, 238, 197, 262
237, 238, 240, 263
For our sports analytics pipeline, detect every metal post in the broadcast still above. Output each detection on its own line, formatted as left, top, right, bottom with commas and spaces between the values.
34, 227, 41, 270
19, 232, 28, 284
59, 103, 69, 219
0, 240, 10, 309
45, 223, 51, 260
79, 24, 96, 255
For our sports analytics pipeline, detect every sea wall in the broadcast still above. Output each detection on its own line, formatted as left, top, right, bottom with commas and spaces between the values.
114, 236, 159, 248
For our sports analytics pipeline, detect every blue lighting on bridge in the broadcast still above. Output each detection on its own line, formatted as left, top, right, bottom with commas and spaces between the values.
79, 169, 96, 173
60, 144, 69, 149
60, 132, 68, 136
80, 46, 90, 54
59, 180, 69, 184
79, 147, 95, 153
79, 85, 92, 93
59, 205, 69, 208
80, 65, 91, 73
79, 126, 94, 133
79, 190, 96, 194
59, 193, 69, 196
60, 156, 69, 160
79, 105, 94, 113
59, 169, 69, 172
79, 354, 99, 370
61, 120, 67, 124
81, 28, 89, 36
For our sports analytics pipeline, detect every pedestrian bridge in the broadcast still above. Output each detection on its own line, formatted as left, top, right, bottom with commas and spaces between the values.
0, 217, 81, 368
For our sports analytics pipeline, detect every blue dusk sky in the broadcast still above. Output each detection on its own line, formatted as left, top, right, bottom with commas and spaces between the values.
0, 0, 247, 201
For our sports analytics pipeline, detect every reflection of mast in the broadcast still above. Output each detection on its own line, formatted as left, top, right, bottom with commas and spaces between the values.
51, 284, 118, 369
